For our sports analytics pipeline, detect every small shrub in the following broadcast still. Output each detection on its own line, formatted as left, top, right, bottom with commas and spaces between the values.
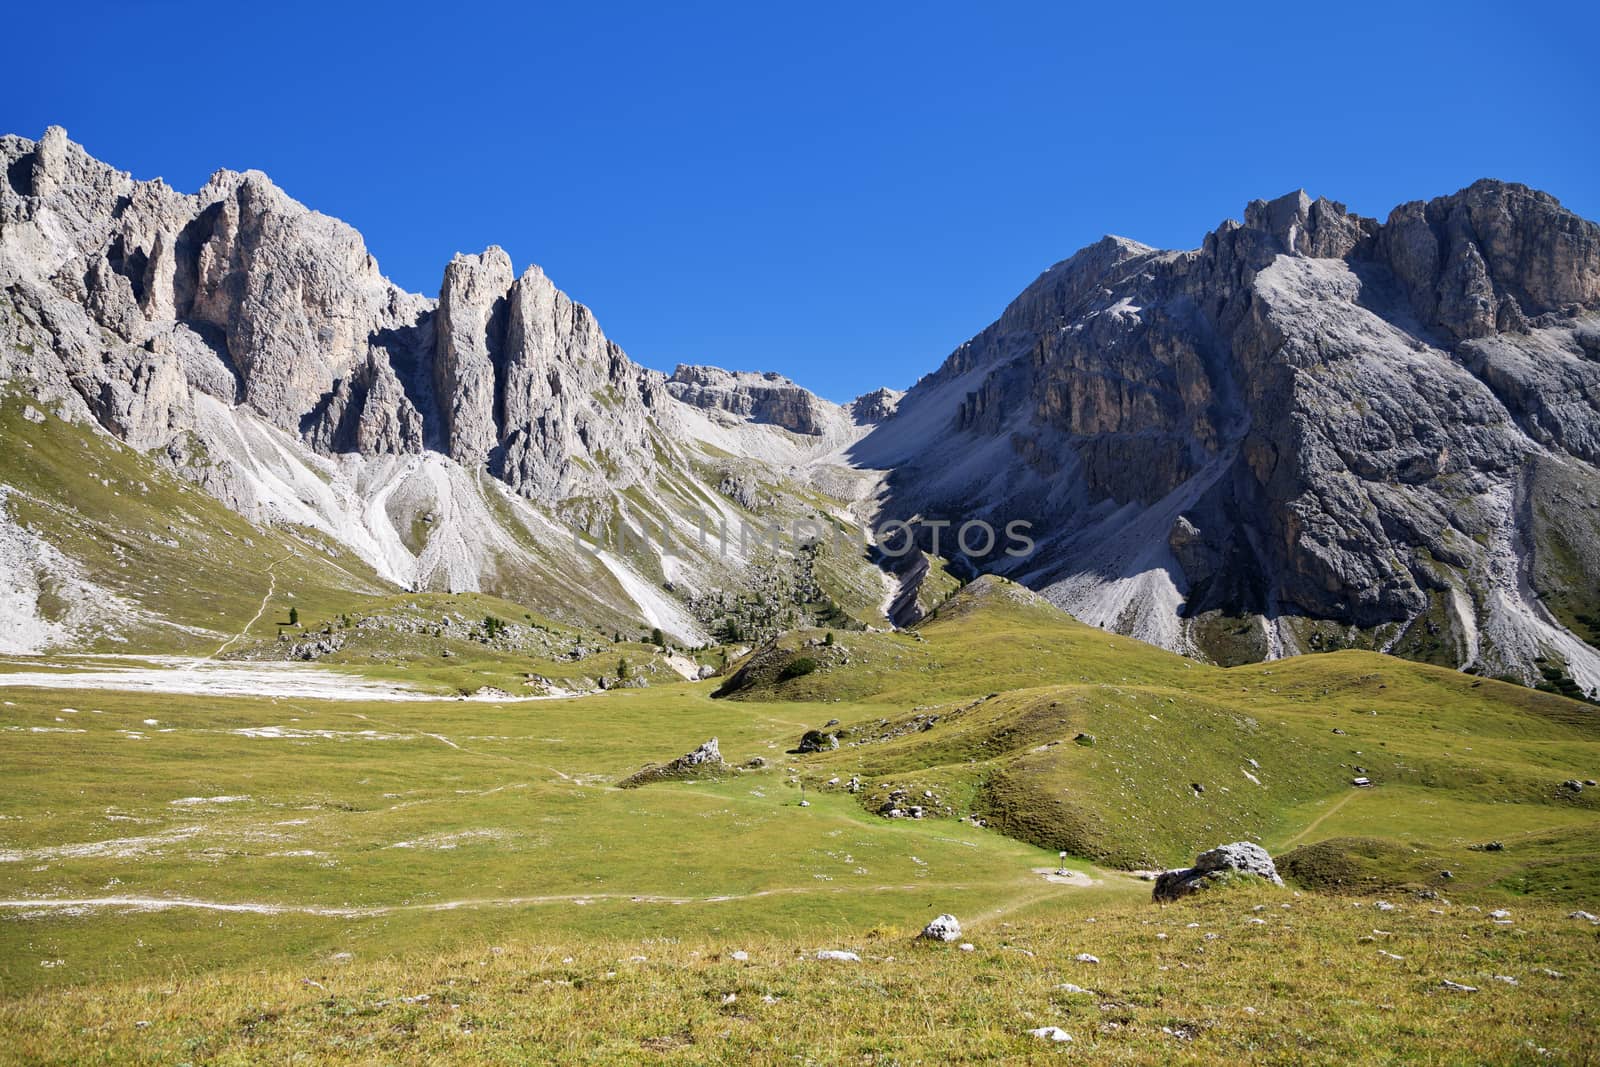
780, 657, 819, 681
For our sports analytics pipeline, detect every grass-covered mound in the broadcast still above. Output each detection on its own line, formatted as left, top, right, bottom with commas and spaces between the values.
223, 590, 694, 696
1279, 837, 1451, 892
714, 575, 1198, 704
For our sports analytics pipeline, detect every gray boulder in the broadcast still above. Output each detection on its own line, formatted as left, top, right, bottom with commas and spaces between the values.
796, 729, 839, 753
1153, 842, 1283, 902
919, 914, 962, 942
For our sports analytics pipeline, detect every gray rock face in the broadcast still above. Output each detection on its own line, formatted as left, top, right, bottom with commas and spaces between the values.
496, 264, 672, 506
849, 386, 903, 424
434, 248, 513, 465
0, 126, 689, 531
1378, 182, 1600, 342
1153, 842, 1283, 901
0, 128, 674, 478
304, 349, 426, 455
1, 126, 432, 454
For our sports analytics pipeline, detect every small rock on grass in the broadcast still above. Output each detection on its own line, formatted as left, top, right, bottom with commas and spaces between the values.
1441, 980, 1478, 993
1075, 953, 1100, 964
919, 914, 962, 942
1028, 1026, 1073, 1043
815, 950, 860, 962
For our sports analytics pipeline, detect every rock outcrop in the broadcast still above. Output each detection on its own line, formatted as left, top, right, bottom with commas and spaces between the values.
1153, 842, 1284, 901
433, 248, 513, 465
618, 738, 725, 788
849, 386, 903, 424
667, 364, 836, 435
0, 128, 681, 511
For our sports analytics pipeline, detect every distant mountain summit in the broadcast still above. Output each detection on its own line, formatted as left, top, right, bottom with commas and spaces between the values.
851, 183, 1600, 691
3, 128, 1597, 694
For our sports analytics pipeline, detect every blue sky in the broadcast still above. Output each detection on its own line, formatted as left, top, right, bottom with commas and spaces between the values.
10, 1, 1597, 401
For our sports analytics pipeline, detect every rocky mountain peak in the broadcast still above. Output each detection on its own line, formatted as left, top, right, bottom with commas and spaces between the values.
1380, 178, 1600, 341
849, 386, 902, 424
864, 180, 1600, 691
1239, 189, 1374, 259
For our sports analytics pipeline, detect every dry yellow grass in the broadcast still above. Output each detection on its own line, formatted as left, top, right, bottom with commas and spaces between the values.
4, 886, 1596, 1065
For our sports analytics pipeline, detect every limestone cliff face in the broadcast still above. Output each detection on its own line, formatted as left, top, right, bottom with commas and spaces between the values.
1379, 181, 1600, 342
433, 248, 513, 466
1, 127, 435, 456
849, 386, 902, 425
496, 263, 673, 507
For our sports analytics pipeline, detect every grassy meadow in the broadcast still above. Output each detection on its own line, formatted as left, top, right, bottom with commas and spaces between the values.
1, 577, 1597, 1062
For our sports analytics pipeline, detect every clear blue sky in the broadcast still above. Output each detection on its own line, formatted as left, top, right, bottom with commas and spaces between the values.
10, 1, 1597, 401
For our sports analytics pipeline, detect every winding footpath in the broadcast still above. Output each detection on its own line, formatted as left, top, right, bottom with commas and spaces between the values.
197, 554, 292, 664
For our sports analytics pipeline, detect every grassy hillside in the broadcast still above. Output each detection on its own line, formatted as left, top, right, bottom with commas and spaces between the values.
0, 388, 394, 652
728, 578, 1600, 879
0, 677, 1100, 1001
714, 575, 1199, 705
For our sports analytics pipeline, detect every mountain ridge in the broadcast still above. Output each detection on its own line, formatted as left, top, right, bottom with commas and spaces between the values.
3, 127, 1597, 695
